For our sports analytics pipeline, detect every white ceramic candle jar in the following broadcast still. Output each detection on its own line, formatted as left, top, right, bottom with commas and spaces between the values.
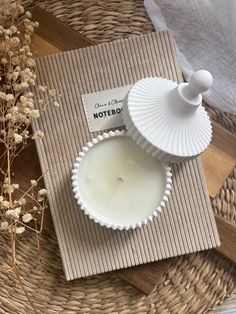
72, 70, 212, 230
72, 130, 171, 230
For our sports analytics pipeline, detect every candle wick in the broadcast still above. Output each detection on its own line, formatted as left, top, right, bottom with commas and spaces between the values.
118, 176, 124, 183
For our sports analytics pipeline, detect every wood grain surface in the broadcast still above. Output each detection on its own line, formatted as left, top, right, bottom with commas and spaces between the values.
215, 215, 236, 265
28, 5, 236, 294
201, 121, 236, 197
117, 259, 171, 295
31, 6, 92, 57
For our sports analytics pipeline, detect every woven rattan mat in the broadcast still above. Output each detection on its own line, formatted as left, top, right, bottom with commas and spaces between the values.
0, 0, 234, 313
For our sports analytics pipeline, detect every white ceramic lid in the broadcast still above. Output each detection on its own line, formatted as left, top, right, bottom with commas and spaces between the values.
123, 70, 213, 163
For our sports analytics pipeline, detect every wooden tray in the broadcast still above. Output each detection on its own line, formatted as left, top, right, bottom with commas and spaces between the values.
29, 6, 236, 294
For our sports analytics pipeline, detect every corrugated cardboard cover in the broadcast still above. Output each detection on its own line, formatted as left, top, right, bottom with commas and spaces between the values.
34, 31, 220, 280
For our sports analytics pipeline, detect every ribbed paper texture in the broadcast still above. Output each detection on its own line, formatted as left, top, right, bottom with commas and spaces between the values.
34, 31, 220, 280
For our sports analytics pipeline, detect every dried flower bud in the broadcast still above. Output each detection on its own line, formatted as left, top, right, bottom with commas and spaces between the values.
0, 130, 6, 136
14, 133, 23, 144
24, 108, 31, 115
15, 226, 25, 234
26, 58, 35, 67
10, 36, 20, 45
5, 207, 21, 219
53, 101, 60, 107
1, 58, 7, 64
38, 189, 47, 202
24, 18, 30, 24
11, 57, 20, 65
10, 25, 17, 33
2, 201, 9, 208
26, 92, 34, 98
31, 180, 37, 186
25, 11, 32, 18
12, 71, 19, 80
0, 221, 9, 230
48, 89, 56, 97
5, 113, 12, 120
32, 130, 44, 139
24, 34, 30, 41
11, 106, 18, 113
38, 189, 47, 196
26, 24, 34, 33
0, 92, 6, 99
3, 184, 14, 194
21, 82, 29, 88
5, 94, 14, 101
22, 213, 33, 223
38, 85, 47, 92
14, 84, 22, 92
24, 118, 31, 125
29, 78, 35, 85
27, 101, 34, 109
20, 95, 27, 102
6, 73, 13, 80
30, 109, 40, 119
19, 5, 24, 14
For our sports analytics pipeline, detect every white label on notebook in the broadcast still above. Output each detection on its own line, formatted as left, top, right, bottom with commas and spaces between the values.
81, 85, 131, 132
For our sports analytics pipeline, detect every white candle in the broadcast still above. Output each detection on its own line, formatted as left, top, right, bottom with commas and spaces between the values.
72, 132, 171, 229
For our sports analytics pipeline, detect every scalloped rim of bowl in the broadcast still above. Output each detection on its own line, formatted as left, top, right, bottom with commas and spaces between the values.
71, 130, 172, 230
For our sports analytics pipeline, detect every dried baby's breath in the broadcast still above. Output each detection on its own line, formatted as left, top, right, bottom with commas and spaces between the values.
0, 1, 60, 311
0, 221, 9, 230
15, 226, 25, 234
22, 212, 33, 223
32, 129, 44, 139
30, 179, 37, 186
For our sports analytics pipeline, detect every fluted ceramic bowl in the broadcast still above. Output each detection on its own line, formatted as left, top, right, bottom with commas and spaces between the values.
72, 130, 172, 230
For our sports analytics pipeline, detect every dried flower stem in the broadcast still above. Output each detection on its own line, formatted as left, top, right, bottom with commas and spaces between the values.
0, 1, 60, 311
35, 220, 47, 313
14, 265, 38, 313
7, 148, 12, 204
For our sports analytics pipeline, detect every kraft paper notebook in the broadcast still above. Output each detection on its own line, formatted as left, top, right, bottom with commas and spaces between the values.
33, 31, 220, 280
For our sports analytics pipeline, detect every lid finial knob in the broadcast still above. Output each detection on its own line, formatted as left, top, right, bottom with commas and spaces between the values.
175, 70, 213, 112
188, 70, 213, 96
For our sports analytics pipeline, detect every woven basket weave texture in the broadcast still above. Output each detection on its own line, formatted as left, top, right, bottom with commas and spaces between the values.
0, 0, 235, 313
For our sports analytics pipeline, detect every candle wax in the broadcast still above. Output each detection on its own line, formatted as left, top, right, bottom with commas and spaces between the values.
77, 136, 166, 226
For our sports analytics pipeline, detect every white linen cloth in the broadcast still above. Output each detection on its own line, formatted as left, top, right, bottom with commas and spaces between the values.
144, 0, 236, 115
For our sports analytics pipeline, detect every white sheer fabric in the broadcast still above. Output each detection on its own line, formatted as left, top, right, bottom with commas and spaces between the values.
144, 0, 236, 114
